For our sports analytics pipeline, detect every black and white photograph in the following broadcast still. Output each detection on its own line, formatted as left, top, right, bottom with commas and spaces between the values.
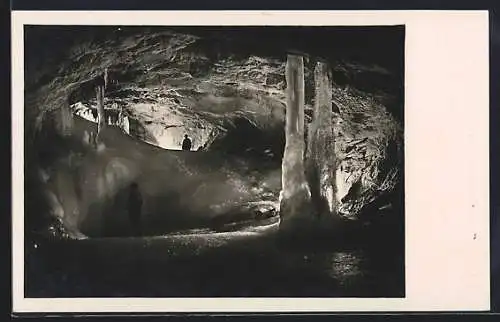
11, 8, 493, 314
21, 23, 406, 299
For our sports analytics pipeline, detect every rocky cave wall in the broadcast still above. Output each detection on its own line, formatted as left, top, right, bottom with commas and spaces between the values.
24, 28, 404, 238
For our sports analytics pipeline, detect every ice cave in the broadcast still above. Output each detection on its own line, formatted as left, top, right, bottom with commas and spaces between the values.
23, 26, 405, 297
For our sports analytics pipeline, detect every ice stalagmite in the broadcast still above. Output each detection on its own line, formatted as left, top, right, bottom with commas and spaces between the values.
96, 83, 106, 135
306, 61, 336, 217
279, 54, 314, 234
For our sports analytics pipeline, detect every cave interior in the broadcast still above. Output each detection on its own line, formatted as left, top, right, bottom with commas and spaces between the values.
23, 25, 405, 298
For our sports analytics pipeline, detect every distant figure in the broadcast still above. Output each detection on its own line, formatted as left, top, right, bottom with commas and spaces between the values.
91, 109, 98, 121
128, 182, 143, 236
182, 134, 192, 151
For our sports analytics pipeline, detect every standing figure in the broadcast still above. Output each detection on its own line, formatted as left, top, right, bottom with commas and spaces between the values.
182, 134, 192, 151
128, 182, 143, 237
91, 109, 98, 122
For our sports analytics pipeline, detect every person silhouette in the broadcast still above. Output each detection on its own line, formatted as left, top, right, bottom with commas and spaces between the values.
181, 134, 192, 151
127, 182, 143, 236
91, 109, 98, 121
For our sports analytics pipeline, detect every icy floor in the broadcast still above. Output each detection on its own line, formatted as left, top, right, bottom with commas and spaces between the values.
25, 220, 404, 298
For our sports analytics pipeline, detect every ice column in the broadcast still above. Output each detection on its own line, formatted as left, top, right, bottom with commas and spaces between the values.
279, 54, 314, 233
305, 61, 336, 216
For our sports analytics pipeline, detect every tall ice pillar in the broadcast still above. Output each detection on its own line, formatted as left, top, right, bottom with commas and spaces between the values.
305, 61, 336, 217
279, 54, 314, 234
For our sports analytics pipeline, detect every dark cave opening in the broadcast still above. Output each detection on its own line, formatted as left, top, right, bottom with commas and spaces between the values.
208, 116, 285, 165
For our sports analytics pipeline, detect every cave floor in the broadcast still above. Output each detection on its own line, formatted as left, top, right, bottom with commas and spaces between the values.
25, 224, 404, 298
